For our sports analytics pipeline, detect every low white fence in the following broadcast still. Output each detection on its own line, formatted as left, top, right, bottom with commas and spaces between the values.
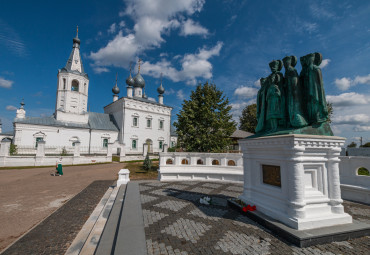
339, 156, 370, 204
158, 152, 243, 183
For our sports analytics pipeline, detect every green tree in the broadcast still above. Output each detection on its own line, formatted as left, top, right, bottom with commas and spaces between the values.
360, 142, 370, 148
347, 142, 357, 148
174, 82, 236, 152
143, 154, 152, 171
9, 144, 18, 155
239, 104, 257, 133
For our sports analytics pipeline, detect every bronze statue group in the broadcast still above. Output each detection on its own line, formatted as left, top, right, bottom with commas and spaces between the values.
256, 52, 329, 134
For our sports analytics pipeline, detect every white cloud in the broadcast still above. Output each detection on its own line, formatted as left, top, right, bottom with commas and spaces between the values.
353, 126, 370, 132
334, 74, 370, 91
177, 89, 185, 100
319, 59, 330, 68
140, 42, 223, 85
6, 105, 17, 111
180, 19, 209, 36
230, 102, 247, 111
164, 88, 175, 95
326, 92, 370, 107
119, 21, 126, 28
93, 67, 110, 74
334, 77, 352, 91
254, 79, 260, 87
333, 114, 370, 125
234, 86, 258, 99
89, 0, 206, 69
353, 74, 370, 85
108, 23, 117, 34
0, 77, 13, 88
147, 97, 156, 102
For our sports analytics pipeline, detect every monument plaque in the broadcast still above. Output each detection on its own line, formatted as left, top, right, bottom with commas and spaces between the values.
262, 164, 281, 187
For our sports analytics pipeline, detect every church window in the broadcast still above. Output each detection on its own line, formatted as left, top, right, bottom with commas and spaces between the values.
103, 138, 108, 148
35, 137, 43, 148
159, 141, 163, 149
147, 119, 151, 128
84, 83, 87, 93
63, 78, 66, 89
159, 120, 164, 130
132, 139, 137, 149
71, 80, 79, 92
133, 117, 138, 127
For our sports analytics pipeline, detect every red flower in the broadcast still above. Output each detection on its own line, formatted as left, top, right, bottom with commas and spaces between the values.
242, 207, 248, 212
250, 205, 256, 211
246, 205, 252, 211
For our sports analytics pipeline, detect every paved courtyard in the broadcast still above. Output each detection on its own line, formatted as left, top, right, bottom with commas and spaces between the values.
139, 181, 370, 255
0, 162, 124, 251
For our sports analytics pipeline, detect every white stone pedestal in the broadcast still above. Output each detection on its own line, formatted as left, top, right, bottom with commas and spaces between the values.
117, 169, 130, 187
239, 134, 352, 230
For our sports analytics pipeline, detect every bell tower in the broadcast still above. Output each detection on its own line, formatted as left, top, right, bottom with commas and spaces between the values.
55, 27, 89, 123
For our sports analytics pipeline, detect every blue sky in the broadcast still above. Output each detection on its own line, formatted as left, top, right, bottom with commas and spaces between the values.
1, 0, 370, 145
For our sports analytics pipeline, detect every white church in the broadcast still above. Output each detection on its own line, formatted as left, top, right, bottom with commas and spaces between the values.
4, 29, 176, 155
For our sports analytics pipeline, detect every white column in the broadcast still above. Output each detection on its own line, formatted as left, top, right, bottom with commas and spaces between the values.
158, 95, 163, 104
127, 87, 133, 98
327, 148, 345, 214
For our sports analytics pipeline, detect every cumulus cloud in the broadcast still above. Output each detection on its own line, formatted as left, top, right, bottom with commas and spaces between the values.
164, 88, 175, 95
326, 92, 370, 107
254, 79, 260, 87
334, 77, 352, 91
234, 86, 258, 99
108, 23, 117, 34
90, 0, 206, 69
333, 114, 370, 125
140, 42, 223, 85
180, 19, 209, 36
6, 105, 17, 111
319, 59, 330, 68
334, 74, 370, 91
177, 89, 185, 100
93, 67, 110, 74
0, 77, 13, 88
353, 126, 370, 132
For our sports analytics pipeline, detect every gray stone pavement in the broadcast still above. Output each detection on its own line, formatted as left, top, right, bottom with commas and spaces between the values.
139, 181, 370, 255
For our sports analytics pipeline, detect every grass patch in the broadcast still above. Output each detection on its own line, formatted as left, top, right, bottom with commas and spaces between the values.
125, 161, 159, 180
358, 167, 370, 176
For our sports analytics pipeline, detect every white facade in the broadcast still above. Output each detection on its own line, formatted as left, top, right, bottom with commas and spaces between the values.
104, 97, 172, 155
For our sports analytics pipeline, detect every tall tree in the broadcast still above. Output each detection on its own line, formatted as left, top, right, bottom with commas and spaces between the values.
174, 82, 236, 152
239, 103, 257, 133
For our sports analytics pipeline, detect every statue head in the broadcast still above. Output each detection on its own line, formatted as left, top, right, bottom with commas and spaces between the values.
269, 60, 283, 72
314, 52, 322, 66
283, 56, 292, 69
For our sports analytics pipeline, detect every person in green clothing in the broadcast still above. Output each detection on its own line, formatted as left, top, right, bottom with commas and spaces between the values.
56, 157, 63, 176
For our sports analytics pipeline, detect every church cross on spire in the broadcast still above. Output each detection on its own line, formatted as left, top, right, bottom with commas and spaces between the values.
76, 26, 79, 38
138, 59, 142, 73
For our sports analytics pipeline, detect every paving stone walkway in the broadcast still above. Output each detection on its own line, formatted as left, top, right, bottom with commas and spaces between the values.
1, 180, 114, 255
139, 181, 370, 255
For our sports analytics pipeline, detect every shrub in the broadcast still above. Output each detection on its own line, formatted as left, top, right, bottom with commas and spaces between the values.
9, 144, 18, 155
358, 167, 370, 176
61, 147, 68, 156
143, 154, 152, 171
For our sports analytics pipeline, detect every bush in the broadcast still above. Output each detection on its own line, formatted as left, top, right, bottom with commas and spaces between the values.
358, 167, 370, 176
168, 147, 176, 152
61, 147, 68, 156
143, 154, 152, 171
9, 144, 18, 155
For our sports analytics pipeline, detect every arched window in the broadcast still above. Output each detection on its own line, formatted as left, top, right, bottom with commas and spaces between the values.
197, 159, 204, 165
181, 159, 189, 165
63, 78, 66, 89
84, 83, 87, 93
166, 159, 173, 165
357, 167, 370, 176
228, 160, 236, 166
71, 80, 79, 92
212, 159, 220, 165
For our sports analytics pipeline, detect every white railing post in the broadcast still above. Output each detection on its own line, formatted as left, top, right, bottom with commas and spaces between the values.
0, 139, 11, 157
73, 141, 81, 157
117, 169, 130, 186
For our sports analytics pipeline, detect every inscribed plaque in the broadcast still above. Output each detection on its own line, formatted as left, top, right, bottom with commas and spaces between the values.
262, 165, 281, 187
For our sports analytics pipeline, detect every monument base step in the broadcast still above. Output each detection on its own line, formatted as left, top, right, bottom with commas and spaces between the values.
228, 199, 370, 247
